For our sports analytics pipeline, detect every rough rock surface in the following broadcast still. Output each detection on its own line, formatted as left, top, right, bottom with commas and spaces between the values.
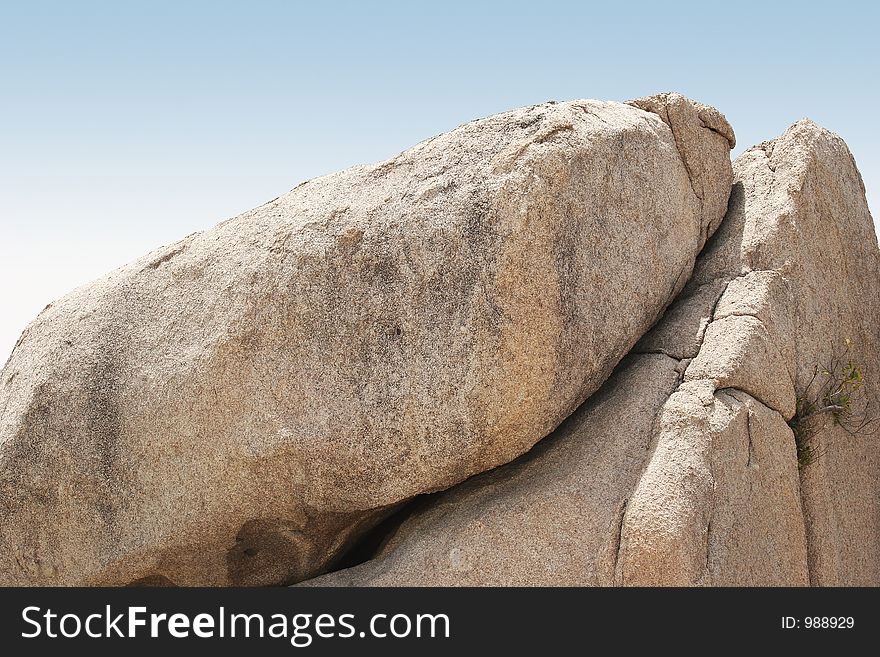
304, 120, 880, 586
303, 353, 683, 586
0, 94, 734, 585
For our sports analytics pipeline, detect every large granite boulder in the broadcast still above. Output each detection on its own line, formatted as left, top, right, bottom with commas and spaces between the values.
0, 93, 733, 585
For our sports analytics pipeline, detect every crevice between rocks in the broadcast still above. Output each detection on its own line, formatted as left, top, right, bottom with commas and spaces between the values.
797, 470, 818, 586
609, 499, 628, 585
325, 494, 438, 574
746, 409, 755, 468
625, 255, 807, 583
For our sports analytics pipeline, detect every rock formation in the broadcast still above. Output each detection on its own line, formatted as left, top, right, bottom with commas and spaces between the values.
303, 120, 880, 586
0, 94, 734, 585
3, 92, 876, 588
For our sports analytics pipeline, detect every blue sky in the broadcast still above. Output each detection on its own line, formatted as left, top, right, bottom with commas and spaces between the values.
1, 0, 878, 360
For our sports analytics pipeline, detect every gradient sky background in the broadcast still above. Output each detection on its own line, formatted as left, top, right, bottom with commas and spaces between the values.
1, 0, 878, 362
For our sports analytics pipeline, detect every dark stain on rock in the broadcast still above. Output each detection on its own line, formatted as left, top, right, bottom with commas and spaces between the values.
227, 518, 312, 587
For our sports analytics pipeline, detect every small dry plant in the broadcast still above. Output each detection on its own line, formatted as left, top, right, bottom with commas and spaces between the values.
788, 339, 879, 468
